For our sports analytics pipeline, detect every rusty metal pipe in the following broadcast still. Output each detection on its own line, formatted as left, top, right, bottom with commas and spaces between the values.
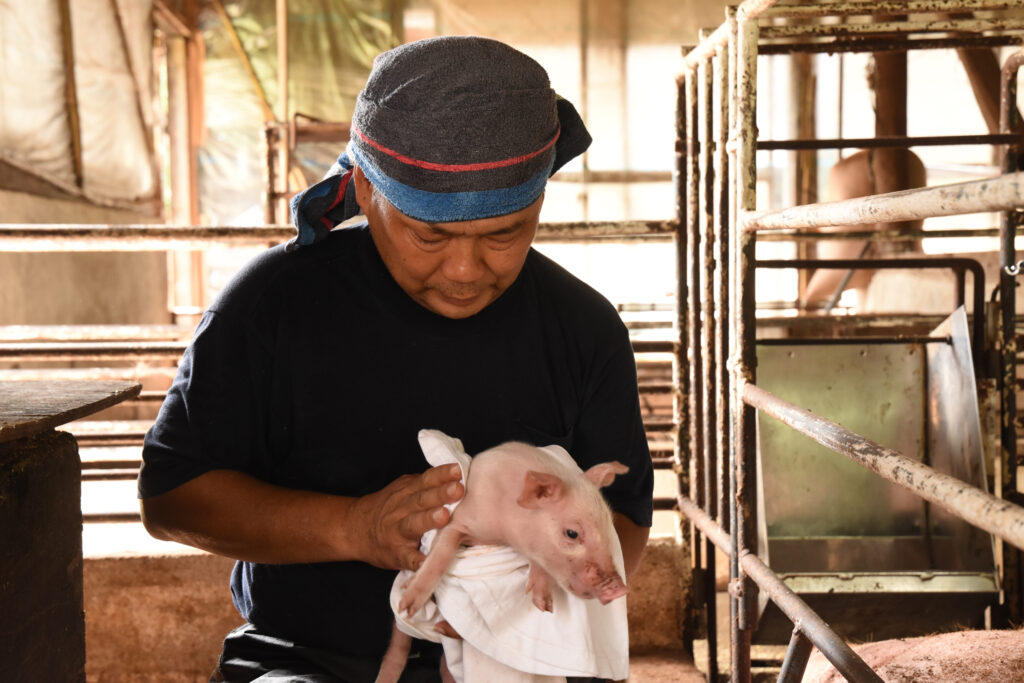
686, 67, 705, 516
759, 35, 1024, 55
757, 226, 1006, 242
765, 0, 1021, 17
743, 382, 1024, 551
743, 172, 1024, 232
762, 18, 1024, 39
735, 9, 760, 638
682, 0, 779, 69
677, 495, 883, 683
777, 626, 815, 683
0, 342, 187, 362
698, 53, 719, 682
757, 133, 1022, 151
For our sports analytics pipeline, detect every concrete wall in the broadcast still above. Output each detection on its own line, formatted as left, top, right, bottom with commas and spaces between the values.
0, 189, 170, 326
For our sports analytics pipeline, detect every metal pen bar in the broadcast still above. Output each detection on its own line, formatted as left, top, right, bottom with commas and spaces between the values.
735, 9, 761, 642
698, 51, 719, 683
759, 35, 1024, 55
677, 495, 884, 683
761, 18, 1024, 39
671, 44, 694, 657
725, 9, 745, 679
742, 171, 1024, 232
756, 227, 1006, 242
757, 133, 1022, 151
683, 0, 779, 69
777, 626, 815, 683
764, 0, 1023, 18
756, 336, 951, 346
687, 66, 706, 518
0, 341, 187, 362
714, 41, 732, 542
0, 225, 294, 251
742, 382, 1024, 551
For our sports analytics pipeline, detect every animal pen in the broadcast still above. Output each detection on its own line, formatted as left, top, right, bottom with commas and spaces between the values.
4, 1, 1024, 681
674, 1, 1024, 681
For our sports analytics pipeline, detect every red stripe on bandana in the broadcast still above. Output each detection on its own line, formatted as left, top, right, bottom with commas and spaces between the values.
351, 124, 559, 173
319, 169, 352, 230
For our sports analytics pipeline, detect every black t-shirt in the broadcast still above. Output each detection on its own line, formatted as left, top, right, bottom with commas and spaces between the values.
139, 223, 653, 656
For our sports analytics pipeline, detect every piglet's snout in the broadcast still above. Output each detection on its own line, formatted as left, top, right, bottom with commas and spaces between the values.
583, 562, 628, 604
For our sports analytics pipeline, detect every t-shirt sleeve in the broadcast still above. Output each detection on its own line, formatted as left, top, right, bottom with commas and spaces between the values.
138, 309, 272, 498
574, 332, 655, 528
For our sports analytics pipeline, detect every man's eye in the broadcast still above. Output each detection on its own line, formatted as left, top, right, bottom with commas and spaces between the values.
565, 529, 579, 540
412, 230, 444, 245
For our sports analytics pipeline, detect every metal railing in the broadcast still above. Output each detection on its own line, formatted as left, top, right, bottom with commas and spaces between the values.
676, 2, 1024, 681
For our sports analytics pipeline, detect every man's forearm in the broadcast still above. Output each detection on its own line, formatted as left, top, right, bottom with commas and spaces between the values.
140, 469, 362, 564
613, 512, 651, 580
140, 465, 464, 570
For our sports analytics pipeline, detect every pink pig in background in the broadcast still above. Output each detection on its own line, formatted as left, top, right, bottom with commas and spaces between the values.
376, 430, 630, 683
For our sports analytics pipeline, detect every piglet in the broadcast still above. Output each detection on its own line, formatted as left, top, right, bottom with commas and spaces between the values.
376, 435, 630, 683
399, 439, 629, 618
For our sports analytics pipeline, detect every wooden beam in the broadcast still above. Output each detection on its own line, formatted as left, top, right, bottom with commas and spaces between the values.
56, 0, 83, 188
152, 0, 193, 38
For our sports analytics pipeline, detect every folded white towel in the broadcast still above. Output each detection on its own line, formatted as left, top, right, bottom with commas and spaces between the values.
389, 430, 629, 683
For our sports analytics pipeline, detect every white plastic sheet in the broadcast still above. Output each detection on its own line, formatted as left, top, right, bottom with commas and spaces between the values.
0, 0, 156, 202
0, 0, 76, 188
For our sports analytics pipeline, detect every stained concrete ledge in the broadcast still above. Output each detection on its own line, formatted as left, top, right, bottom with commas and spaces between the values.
83, 529, 692, 681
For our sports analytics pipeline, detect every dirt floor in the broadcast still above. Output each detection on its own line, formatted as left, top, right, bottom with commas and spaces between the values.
803, 629, 1024, 683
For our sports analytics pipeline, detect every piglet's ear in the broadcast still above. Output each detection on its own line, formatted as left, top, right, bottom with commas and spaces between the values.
585, 461, 629, 488
517, 471, 565, 509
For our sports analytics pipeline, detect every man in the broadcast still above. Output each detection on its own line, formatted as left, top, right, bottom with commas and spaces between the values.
139, 35, 653, 682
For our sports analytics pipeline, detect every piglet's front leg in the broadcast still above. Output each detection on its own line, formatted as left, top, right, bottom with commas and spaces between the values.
399, 525, 464, 617
525, 562, 555, 612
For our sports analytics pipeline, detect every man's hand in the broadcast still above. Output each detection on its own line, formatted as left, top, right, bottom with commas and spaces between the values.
348, 464, 464, 571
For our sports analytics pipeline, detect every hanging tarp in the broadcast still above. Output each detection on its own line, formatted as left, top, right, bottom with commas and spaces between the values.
0, 0, 157, 205
198, 0, 396, 224
0, 0, 76, 188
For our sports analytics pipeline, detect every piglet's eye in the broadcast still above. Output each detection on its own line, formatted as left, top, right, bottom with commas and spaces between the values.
565, 529, 579, 540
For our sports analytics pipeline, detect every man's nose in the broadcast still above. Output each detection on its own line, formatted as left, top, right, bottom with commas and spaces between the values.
441, 237, 487, 283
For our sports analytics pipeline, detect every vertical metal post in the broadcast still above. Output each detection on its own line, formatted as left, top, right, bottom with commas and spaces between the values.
1000, 49, 1024, 625
698, 45, 719, 683
735, 8, 761, 681
673, 66, 694, 655
687, 67, 706, 523
715, 37, 732, 549
725, 7, 752, 682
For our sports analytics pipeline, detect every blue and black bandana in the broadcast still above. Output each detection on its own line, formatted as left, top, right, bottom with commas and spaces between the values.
289, 35, 591, 248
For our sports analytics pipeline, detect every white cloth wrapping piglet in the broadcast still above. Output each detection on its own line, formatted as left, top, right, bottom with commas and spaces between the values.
388, 429, 629, 683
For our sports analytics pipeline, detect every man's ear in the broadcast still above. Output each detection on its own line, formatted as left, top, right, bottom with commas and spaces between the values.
352, 164, 373, 216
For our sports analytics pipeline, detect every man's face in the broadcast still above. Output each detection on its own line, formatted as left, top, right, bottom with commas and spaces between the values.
353, 166, 542, 319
